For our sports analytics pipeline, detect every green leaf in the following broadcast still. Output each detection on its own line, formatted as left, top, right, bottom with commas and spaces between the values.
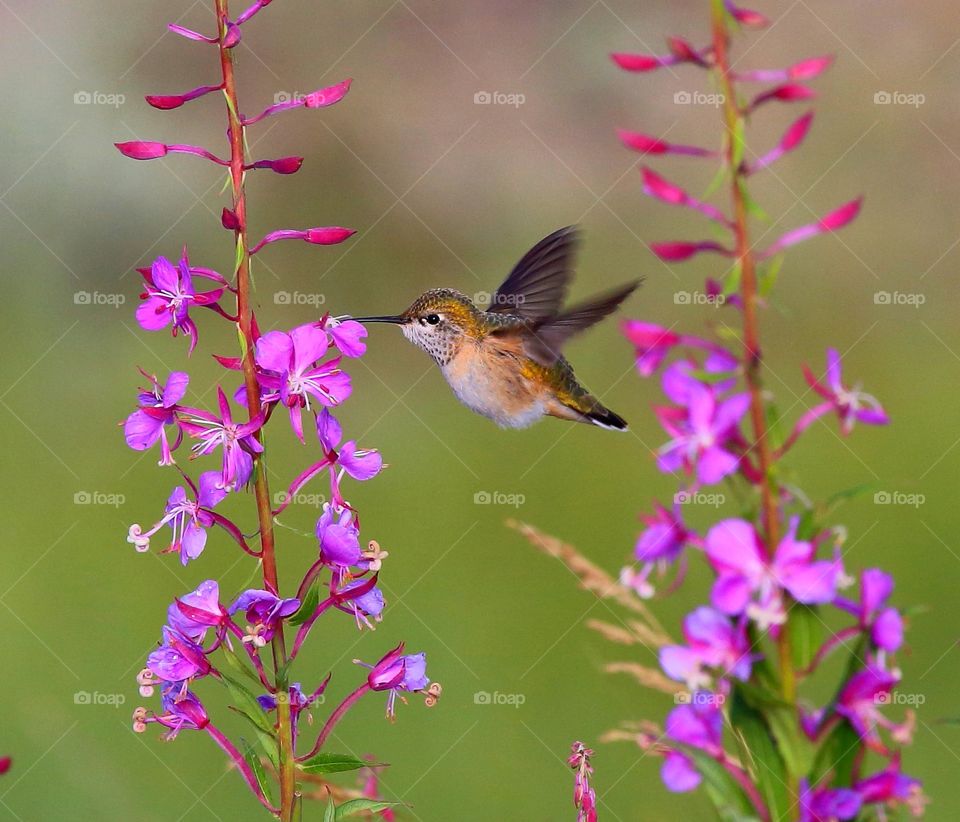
723, 261, 743, 298
240, 737, 275, 806
220, 641, 263, 688
788, 604, 825, 672
675, 743, 757, 819
738, 178, 767, 221
324, 801, 336, 822
221, 671, 274, 735
730, 688, 789, 821
335, 799, 402, 820
765, 705, 815, 779
809, 720, 860, 786
298, 752, 371, 775
289, 578, 320, 626
731, 118, 747, 170
763, 402, 786, 452
758, 256, 783, 298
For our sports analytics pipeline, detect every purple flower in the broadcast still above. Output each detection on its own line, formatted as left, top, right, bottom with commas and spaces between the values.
340, 578, 385, 629
660, 607, 752, 689
804, 348, 889, 435
316, 410, 383, 490
147, 627, 211, 682
135, 253, 224, 354
835, 568, 903, 654
359, 643, 430, 719
621, 321, 681, 376
621, 502, 694, 598
229, 589, 300, 645
856, 757, 924, 813
327, 318, 368, 358
761, 198, 862, 258
798, 780, 861, 822
316, 503, 362, 567
127, 471, 227, 564
136, 684, 211, 740
166, 579, 225, 643
124, 370, 189, 465
656, 386, 750, 485
661, 353, 738, 406
661, 698, 723, 792
836, 666, 913, 750
179, 388, 264, 491
706, 518, 843, 628
255, 324, 351, 441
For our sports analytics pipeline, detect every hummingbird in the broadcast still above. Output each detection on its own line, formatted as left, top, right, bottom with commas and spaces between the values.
354, 227, 640, 431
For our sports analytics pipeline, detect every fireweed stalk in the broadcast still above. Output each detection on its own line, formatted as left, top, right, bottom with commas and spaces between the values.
118, 3, 437, 819
522, 2, 925, 820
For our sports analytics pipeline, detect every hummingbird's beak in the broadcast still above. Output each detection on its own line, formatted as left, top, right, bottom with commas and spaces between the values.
352, 315, 407, 325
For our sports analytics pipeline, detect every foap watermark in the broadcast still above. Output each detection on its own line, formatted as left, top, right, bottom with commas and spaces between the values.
74, 490, 126, 508
674, 290, 725, 307
474, 290, 526, 310
74, 290, 126, 308
275, 290, 326, 307
674, 90, 725, 107
874, 491, 925, 508
873, 90, 925, 108
674, 691, 726, 706
474, 490, 525, 508
74, 690, 126, 707
473, 690, 526, 708
273, 490, 326, 508
875, 691, 925, 707
674, 490, 725, 507
473, 91, 526, 108
874, 290, 925, 308
274, 91, 308, 105
74, 90, 126, 108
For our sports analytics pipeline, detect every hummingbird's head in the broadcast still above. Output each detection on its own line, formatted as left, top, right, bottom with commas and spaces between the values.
398, 289, 481, 365
354, 289, 481, 366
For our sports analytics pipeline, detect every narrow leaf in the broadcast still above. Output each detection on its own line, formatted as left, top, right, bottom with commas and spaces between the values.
298, 752, 371, 775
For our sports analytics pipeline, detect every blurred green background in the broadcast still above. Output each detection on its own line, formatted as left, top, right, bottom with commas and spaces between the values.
1, 0, 958, 819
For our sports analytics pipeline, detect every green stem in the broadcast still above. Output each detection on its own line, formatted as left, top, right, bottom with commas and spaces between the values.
214, 3, 296, 818
709, 0, 797, 814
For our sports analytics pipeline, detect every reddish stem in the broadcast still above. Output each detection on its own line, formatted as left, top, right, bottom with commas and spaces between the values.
297, 683, 371, 762
213, 2, 296, 818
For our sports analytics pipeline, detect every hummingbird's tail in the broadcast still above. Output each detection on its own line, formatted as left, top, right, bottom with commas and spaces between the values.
584, 404, 629, 431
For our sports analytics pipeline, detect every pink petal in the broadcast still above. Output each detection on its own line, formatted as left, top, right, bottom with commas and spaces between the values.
255, 331, 294, 373
304, 79, 352, 108
289, 324, 330, 373
136, 297, 171, 331
115, 141, 168, 160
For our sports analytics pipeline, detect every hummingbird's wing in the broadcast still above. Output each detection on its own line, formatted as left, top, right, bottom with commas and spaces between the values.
486, 226, 579, 321
523, 280, 641, 366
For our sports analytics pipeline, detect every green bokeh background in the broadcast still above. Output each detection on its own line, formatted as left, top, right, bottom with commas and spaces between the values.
1, 0, 958, 819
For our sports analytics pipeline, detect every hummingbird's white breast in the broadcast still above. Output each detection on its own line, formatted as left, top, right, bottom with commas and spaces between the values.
440, 340, 546, 429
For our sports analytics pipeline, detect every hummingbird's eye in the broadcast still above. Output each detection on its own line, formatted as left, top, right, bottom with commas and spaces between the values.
424, 313, 441, 326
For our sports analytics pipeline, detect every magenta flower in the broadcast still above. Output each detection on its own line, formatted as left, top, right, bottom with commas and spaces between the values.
327, 318, 368, 358
254, 324, 351, 441
855, 758, 924, 812
641, 167, 729, 225
249, 226, 356, 255
656, 385, 750, 484
229, 590, 300, 646
659, 607, 752, 689
124, 370, 189, 465
661, 698, 723, 792
242, 79, 352, 125
617, 129, 714, 158
621, 320, 681, 376
126, 470, 227, 564
166, 580, 225, 643
803, 348, 889, 435
747, 111, 814, 174
798, 780, 861, 822
179, 388, 264, 491
836, 568, 903, 653
706, 518, 843, 628
145, 82, 222, 110
116, 141, 228, 166
651, 240, 732, 263
761, 198, 862, 259
147, 627, 212, 682
136, 252, 225, 354
660, 354, 738, 407
144, 685, 211, 739
836, 666, 913, 750
621, 502, 694, 598
567, 742, 598, 822
359, 643, 430, 719
316, 503, 362, 568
